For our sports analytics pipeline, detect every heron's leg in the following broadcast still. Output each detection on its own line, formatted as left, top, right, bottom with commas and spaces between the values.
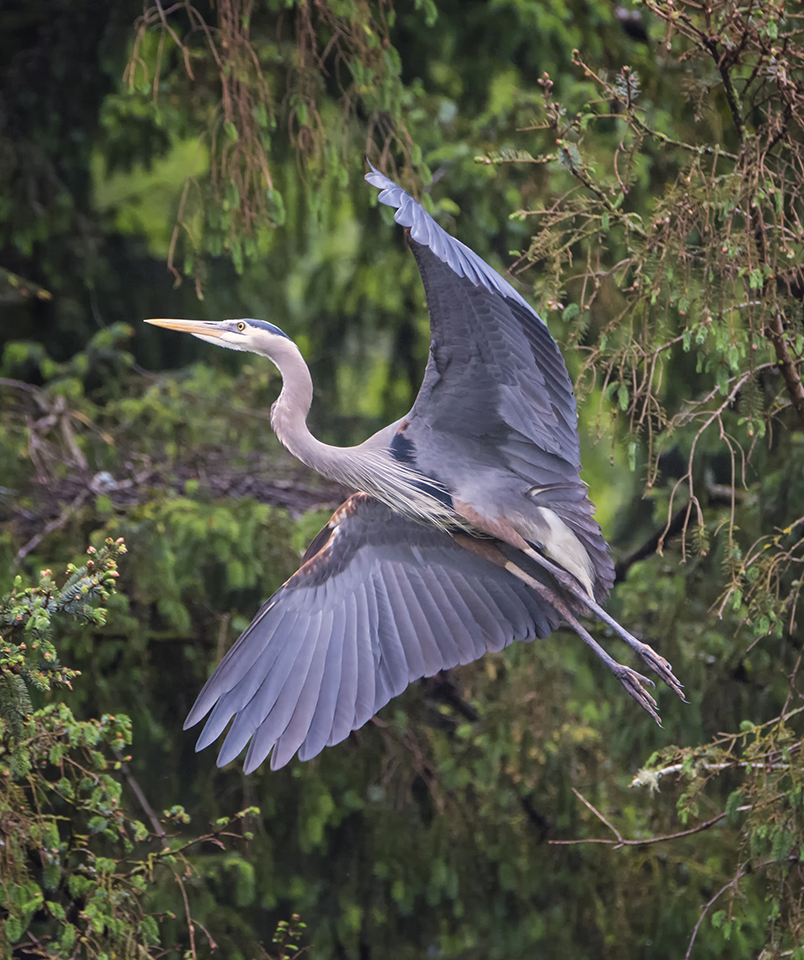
502, 560, 662, 725
520, 547, 686, 702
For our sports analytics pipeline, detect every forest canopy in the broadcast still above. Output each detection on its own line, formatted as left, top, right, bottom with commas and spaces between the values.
1, 1, 803, 958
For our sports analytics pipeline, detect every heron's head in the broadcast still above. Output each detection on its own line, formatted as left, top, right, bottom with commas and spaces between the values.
144, 318, 292, 358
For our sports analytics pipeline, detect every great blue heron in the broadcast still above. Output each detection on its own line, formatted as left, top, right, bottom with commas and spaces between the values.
146, 163, 684, 773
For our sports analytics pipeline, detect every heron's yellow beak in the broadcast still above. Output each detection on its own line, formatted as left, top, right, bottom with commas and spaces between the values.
144, 318, 225, 338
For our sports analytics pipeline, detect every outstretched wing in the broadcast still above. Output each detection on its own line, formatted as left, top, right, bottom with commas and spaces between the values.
185, 494, 560, 772
365, 163, 579, 466
365, 163, 614, 597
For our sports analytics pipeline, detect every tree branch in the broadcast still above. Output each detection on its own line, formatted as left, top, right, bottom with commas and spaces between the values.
700, 27, 745, 142
766, 308, 804, 431
115, 750, 166, 839
549, 788, 743, 849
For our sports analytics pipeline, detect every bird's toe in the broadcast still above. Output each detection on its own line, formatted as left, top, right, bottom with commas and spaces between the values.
614, 664, 662, 725
637, 646, 686, 701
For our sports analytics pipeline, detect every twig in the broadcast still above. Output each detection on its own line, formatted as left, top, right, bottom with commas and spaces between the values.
782, 642, 804, 716
568, 787, 623, 841
0, 377, 48, 399
560, 148, 648, 240
14, 491, 89, 568
570, 52, 739, 160
615, 504, 690, 582
549, 788, 748, 849
155, 0, 194, 79
685, 868, 745, 959
115, 751, 166, 839
707, 38, 746, 143
685, 853, 798, 958
631, 759, 791, 789
175, 873, 198, 960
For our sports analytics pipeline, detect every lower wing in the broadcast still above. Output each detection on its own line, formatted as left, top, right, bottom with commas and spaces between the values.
184, 493, 561, 772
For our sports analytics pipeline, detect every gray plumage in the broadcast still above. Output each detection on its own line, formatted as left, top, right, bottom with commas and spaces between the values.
187, 495, 560, 772
145, 162, 684, 773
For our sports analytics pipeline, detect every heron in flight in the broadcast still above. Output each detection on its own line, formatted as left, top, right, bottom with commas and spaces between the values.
146, 163, 683, 773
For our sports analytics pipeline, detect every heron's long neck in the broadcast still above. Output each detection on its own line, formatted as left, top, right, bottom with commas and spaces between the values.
268, 337, 456, 527
268, 338, 355, 483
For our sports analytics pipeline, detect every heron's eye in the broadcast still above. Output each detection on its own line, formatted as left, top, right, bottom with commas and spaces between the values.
237, 321, 246, 332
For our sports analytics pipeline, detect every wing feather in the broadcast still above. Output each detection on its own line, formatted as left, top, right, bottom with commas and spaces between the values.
186, 495, 560, 770
217, 610, 313, 767
373, 572, 410, 703
395, 567, 444, 676
269, 609, 334, 771
481, 579, 532, 641
328, 596, 358, 747
193, 608, 301, 750
351, 589, 376, 730
466, 579, 521, 651
381, 565, 426, 679
423, 569, 486, 664
366, 163, 538, 313
186, 604, 287, 728
403, 567, 463, 670
451, 572, 509, 654
297, 605, 346, 762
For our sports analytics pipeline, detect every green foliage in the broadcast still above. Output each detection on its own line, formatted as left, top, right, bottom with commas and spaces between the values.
630, 703, 804, 951
500, 1, 804, 953
122, 0, 427, 279
0, 541, 146, 957
0, 540, 291, 960
273, 914, 307, 960
0, 540, 125, 764
3, 0, 804, 958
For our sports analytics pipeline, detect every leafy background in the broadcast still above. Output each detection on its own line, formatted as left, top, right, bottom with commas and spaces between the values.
1, 1, 803, 957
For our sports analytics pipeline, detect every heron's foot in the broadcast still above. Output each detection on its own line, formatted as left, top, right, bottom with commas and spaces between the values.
501, 552, 678, 722
520, 546, 687, 702
628, 640, 686, 703
612, 663, 662, 725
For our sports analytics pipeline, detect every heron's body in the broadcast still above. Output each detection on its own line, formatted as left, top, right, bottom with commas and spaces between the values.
267, 330, 598, 597
146, 163, 684, 773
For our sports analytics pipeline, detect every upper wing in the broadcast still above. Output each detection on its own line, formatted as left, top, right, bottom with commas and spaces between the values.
185, 494, 560, 772
365, 162, 580, 468
365, 165, 614, 599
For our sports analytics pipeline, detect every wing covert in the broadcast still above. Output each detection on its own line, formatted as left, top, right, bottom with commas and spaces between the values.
185, 494, 561, 772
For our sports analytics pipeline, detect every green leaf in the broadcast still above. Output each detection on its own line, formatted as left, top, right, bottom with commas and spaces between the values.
725, 790, 742, 826
60, 923, 77, 951
4, 916, 22, 943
